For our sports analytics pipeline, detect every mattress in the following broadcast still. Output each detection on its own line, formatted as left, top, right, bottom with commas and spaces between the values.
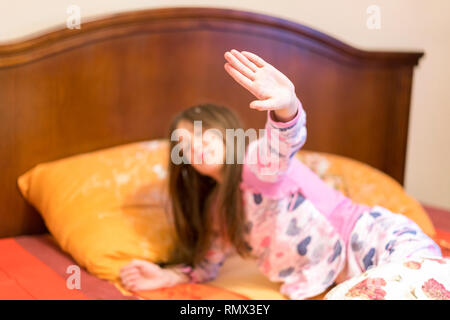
2, 231, 448, 300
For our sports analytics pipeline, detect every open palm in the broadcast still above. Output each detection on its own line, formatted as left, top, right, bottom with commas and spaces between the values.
224, 49, 296, 113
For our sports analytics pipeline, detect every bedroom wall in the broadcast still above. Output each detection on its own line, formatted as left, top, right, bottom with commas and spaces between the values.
1, 0, 449, 210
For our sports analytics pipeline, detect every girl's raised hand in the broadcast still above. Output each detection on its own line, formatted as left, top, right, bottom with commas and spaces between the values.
224, 49, 298, 119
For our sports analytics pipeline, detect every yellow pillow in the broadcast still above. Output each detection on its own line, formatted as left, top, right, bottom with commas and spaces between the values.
17, 139, 177, 281
296, 150, 436, 238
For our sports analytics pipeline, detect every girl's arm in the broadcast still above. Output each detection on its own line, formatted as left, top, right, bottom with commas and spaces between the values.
246, 97, 306, 183
224, 49, 307, 182
119, 236, 229, 290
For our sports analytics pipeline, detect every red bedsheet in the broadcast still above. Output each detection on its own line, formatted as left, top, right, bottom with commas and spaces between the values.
0, 234, 138, 300
0, 228, 448, 300
0, 234, 249, 300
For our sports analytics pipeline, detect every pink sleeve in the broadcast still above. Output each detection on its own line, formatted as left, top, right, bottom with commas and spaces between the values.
244, 98, 307, 184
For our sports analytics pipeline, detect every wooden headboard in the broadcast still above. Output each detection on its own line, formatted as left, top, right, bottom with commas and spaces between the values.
0, 7, 423, 238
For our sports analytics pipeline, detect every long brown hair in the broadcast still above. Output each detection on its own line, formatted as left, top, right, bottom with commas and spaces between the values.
167, 103, 251, 266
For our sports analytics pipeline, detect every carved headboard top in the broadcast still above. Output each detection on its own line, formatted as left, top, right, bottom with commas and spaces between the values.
0, 7, 423, 237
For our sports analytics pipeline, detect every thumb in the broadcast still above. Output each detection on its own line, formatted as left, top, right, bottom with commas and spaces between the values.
250, 99, 275, 111
130, 259, 157, 270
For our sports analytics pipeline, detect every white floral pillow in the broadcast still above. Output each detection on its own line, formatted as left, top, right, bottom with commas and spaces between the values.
325, 257, 450, 300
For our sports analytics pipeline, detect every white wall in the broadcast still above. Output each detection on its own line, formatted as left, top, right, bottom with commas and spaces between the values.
1, 0, 449, 209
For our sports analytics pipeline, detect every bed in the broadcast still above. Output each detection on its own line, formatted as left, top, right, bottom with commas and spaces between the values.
0, 7, 446, 300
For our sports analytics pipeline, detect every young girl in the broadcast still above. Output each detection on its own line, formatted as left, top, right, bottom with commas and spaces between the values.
120, 49, 443, 299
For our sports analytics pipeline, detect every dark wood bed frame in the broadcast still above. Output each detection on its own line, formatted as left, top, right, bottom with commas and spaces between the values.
0, 7, 423, 238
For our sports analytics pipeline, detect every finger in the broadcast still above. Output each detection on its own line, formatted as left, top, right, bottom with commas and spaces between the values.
130, 259, 153, 269
122, 279, 139, 287
224, 51, 255, 81
121, 276, 133, 288
230, 49, 259, 72
126, 284, 136, 292
122, 262, 141, 269
120, 268, 139, 278
131, 260, 162, 275
123, 280, 137, 291
126, 279, 145, 292
120, 273, 139, 285
241, 51, 268, 68
120, 264, 140, 273
122, 274, 140, 283
250, 105, 265, 112
224, 63, 257, 96
122, 275, 139, 285
131, 259, 146, 265
120, 269, 137, 278
249, 99, 276, 110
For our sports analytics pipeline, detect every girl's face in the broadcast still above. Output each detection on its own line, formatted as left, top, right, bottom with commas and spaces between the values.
175, 120, 225, 181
